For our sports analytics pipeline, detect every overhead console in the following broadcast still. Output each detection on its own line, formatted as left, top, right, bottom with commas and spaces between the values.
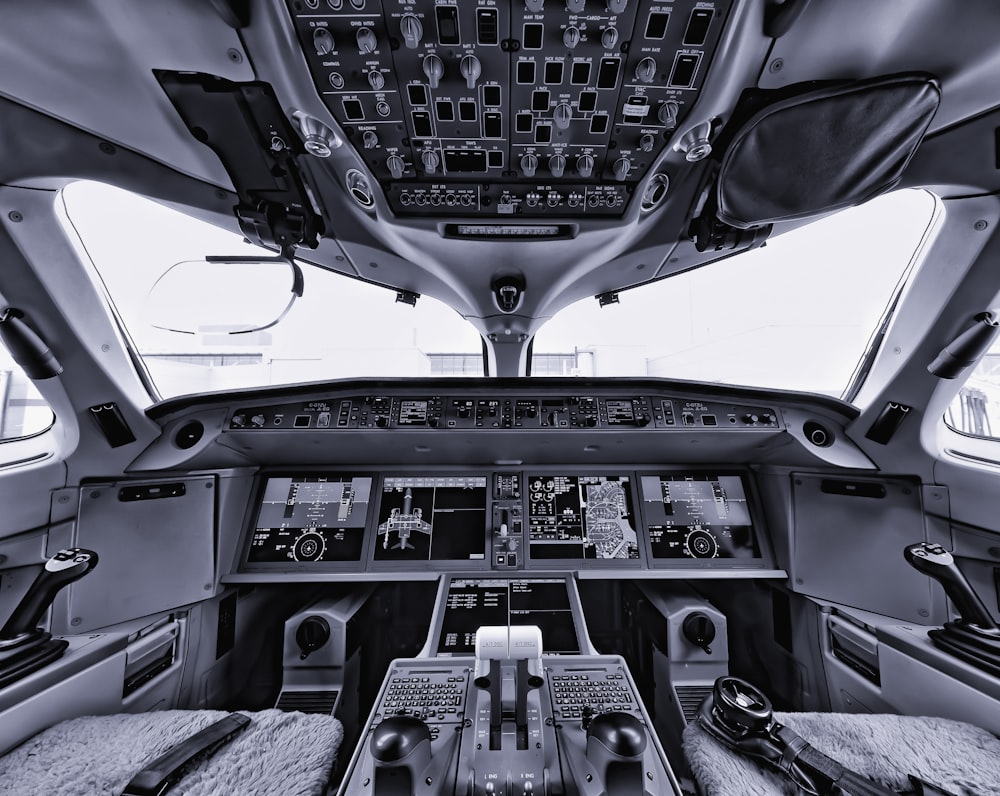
284, 0, 732, 218
233, 467, 780, 581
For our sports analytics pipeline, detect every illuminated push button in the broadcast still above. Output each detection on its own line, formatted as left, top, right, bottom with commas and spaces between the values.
356, 27, 377, 53
400, 14, 423, 49
422, 54, 444, 89
368, 70, 385, 90
576, 153, 594, 178
563, 25, 581, 49
363, 130, 379, 149
635, 57, 657, 83
613, 157, 631, 181
387, 154, 405, 179
601, 27, 619, 49
460, 54, 482, 89
549, 154, 566, 177
313, 28, 334, 56
553, 102, 572, 130
421, 149, 440, 174
521, 153, 538, 177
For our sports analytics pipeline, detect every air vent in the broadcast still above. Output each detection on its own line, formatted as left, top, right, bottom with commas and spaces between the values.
803, 420, 833, 447
675, 685, 713, 722
175, 421, 203, 450
275, 689, 340, 714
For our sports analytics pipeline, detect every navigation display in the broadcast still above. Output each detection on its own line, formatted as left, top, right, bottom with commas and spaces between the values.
373, 475, 487, 562
437, 578, 580, 655
247, 474, 372, 564
527, 475, 639, 560
640, 473, 759, 559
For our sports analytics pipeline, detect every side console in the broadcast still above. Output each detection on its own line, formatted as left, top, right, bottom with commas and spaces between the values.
337, 629, 679, 795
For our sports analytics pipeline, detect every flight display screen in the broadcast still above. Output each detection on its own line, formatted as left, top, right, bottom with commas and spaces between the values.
373, 475, 488, 562
247, 474, 373, 563
527, 475, 639, 560
640, 473, 759, 559
436, 578, 580, 655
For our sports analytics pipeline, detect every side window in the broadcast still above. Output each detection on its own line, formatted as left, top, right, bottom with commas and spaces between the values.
945, 341, 1000, 439
0, 348, 54, 442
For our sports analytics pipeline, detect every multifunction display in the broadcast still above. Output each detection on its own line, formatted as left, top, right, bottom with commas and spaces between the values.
247, 474, 373, 563
640, 473, 758, 559
437, 578, 580, 656
374, 475, 488, 562
527, 475, 638, 560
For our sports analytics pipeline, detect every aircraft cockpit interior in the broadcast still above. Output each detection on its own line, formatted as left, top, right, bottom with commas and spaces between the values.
3, 1, 1000, 794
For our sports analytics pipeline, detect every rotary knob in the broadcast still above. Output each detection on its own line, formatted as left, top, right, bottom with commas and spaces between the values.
635, 57, 657, 84
400, 14, 423, 49
386, 154, 405, 179
460, 54, 482, 89
601, 27, 619, 49
576, 153, 595, 178
421, 149, 440, 174
422, 54, 444, 89
525, 0, 544, 11
356, 27, 377, 54
521, 154, 538, 178
367, 70, 385, 90
639, 134, 655, 152
250, 414, 266, 428
608, 0, 628, 13
612, 157, 631, 181
553, 103, 572, 130
563, 25, 581, 49
312, 28, 334, 56
549, 154, 566, 178
566, 0, 585, 13
659, 100, 679, 129
363, 131, 379, 149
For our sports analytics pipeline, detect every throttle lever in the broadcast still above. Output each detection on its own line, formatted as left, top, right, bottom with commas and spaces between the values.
903, 542, 998, 630
0, 548, 99, 641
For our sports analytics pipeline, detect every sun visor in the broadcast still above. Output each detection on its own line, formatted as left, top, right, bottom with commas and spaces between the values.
715, 74, 940, 229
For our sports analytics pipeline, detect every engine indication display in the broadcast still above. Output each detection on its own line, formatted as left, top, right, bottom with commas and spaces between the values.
527, 475, 639, 561
640, 473, 758, 560
247, 474, 373, 564
374, 475, 488, 562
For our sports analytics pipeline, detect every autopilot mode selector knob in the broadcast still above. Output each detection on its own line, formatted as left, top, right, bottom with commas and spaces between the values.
356, 27, 377, 53
422, 54, 444, 89
400, 14, 423, 49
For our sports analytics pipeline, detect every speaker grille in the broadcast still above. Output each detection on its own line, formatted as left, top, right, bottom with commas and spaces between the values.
676, 685, 713, 722
275, 689, 339, 714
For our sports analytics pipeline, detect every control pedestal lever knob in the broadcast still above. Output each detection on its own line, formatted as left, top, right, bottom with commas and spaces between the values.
460, 54, 482, 90
576, 154, 595, 178
422, 54, 444, 89
0, 549, 99, 641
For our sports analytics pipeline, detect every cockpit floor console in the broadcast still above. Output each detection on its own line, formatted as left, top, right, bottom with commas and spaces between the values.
337, 655, 679, 796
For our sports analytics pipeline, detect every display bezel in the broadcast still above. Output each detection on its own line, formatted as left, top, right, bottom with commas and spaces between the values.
636, 469, 773, 569
239, 470, 377, 573
523, 472, 645, 569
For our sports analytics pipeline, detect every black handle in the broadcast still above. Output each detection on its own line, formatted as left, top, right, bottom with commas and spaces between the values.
0, 548, 98, 639
904, 542, 998, 630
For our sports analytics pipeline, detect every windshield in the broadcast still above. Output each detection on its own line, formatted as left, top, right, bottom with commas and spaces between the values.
59, 182, 485, 400
532, 189, 939, 396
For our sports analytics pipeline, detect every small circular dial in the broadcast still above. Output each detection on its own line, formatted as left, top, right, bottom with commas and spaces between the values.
685, 528, 719, 558
292, 531, 326, 562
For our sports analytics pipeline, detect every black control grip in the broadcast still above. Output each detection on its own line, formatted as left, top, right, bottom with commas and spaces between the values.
904, 543, 998, 630
0, 548, 98, 639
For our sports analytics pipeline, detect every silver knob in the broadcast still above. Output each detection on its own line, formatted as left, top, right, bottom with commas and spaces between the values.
601, 27, 619, 49
422, 54, 444, 89
553, 103, 572, 130
313, 28, 334, 56
613, 157, 631, 181
576, 153, 594, 178
635, 57, 657, 84
368, 70, 385, 90
356, 27, 377, 54
525, 0, 544, 11
659, 100, 679, 129
460, 54, 482, 90
387, 155, 405, 179
363, 131, 379, 149
549, 154, 566, 178
566, 0, 585, 12
400, 14, 423, 49
521, 154, 538, 178
563, 25, 581, 49
421, 149, 440, 174
608, 0, 628, 13
639, 134, 655, 152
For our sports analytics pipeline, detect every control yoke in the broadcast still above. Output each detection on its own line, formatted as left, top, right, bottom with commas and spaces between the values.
0, 548, 99, 688
904, 542, 1000, 677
